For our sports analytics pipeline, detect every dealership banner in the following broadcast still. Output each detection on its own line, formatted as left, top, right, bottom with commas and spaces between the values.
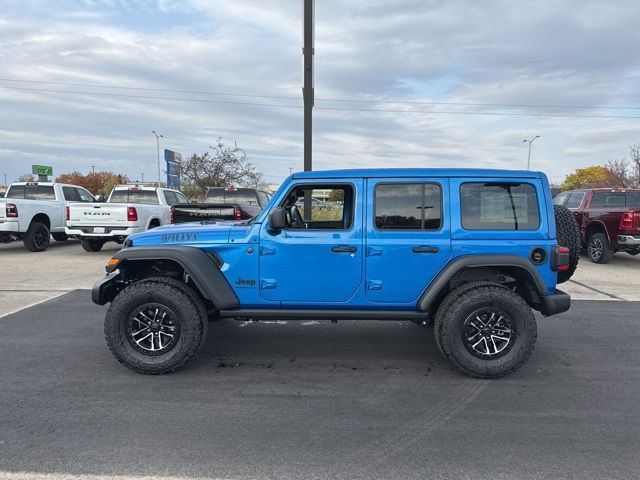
164, 149, 181, 190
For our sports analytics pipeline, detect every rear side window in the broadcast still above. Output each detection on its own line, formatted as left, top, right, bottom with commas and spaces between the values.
6, 185, 26, 198
109, 190, 159, 205
163, 191, 178, 206
62, 186, 79, 201
461, 183, 540, 230
565, 192, 585, 209
375, 183, 442, 230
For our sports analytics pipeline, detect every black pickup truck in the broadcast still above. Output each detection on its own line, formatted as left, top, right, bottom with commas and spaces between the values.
172, 187, 272, 223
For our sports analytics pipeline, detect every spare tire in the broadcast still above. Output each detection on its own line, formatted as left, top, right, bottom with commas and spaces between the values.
554, 204, 580, 284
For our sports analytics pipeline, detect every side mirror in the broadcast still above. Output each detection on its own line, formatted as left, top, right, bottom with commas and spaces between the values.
269, 207, 287, 232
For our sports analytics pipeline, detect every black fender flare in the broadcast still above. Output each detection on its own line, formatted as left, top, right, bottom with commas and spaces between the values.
92, 246, 239, 308
417, 254, 549, 312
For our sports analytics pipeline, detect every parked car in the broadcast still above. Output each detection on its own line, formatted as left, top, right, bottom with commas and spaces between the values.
0, 182, 95, 251
172, 187, 272, 223
66, 185, 188, 252
93, 168, 577, 379
554, 188, 640, 263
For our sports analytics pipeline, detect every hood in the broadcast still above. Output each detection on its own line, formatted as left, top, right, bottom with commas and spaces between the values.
128, 221, 238, 247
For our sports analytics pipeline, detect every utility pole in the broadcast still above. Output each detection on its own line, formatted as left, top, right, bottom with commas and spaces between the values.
141, 172, 144, 183
152, 130, 163, 187
91, 165, 96, 174
523, 135, 541, 170
302, 0, 314, 172
3, 173, 6, 187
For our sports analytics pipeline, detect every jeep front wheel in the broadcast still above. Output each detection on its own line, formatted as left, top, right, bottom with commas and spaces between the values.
104, 278, 208, 374
434, 283, 537, 379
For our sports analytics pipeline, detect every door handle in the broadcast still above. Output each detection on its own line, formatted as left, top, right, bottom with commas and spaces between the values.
332, 245, 357, 253
412, 245, 439, 254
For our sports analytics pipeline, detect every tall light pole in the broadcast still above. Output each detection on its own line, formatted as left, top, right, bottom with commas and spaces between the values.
302, 0, 314, 172
152, 130, 163, 187
523, 135, 541, 170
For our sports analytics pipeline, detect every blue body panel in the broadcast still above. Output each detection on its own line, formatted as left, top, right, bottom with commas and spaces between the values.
126, 168, 559, 310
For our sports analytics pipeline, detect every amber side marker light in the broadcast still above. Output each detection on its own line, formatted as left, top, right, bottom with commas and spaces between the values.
107, 258, 120, 268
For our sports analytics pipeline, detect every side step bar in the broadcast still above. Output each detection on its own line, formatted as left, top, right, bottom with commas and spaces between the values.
218, 309, 428, 321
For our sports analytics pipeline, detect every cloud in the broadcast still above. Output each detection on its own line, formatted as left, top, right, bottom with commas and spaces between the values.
0, 0, 639, 188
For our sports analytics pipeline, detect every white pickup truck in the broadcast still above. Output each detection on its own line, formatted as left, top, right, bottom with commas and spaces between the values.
66, 185, 188, 252
0, 182, 96, 252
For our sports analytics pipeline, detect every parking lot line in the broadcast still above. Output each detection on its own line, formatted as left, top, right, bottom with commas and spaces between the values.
0, 291, 69, 319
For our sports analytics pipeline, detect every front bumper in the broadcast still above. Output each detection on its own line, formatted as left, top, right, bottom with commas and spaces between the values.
618, 235, 640, 246
540, 289, 571, 317
92, 272, 121, 305
66, 226, 140, 238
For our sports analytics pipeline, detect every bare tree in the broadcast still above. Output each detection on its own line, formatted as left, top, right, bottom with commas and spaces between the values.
605, 159, 630, 187
629, 144, 640, 188
16, 173, 36, 182
176, 138, 264, 195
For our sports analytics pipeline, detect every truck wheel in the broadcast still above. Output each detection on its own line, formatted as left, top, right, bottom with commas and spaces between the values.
553, 205, 580, 283
104, 277, 208, 374
587, 233, 614, 264
81, 239, 105, 252
434, 283, 537, 379
23, 222, 50, 252
52, 233, 68, 242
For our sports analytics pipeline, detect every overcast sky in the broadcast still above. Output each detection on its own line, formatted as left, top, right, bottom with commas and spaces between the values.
1, 0, 639, 187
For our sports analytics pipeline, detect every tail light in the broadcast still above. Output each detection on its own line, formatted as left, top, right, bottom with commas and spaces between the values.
65, 205, 70, 221
620, 211, 640, 230
6, 203, 18, 218
234, 207, 242, 221
620, 212, 633, 229
552, 246, 570, 271
127, 206, 138, 222
170, 206, 174, 223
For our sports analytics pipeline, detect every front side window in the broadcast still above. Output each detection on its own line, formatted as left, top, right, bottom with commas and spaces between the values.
375, 183, 442, 230
281, 184, 353, 230
175, 192, 189, 204
461, 183, 540, 230
565, 192, 585, 209
553, 193, 568, 206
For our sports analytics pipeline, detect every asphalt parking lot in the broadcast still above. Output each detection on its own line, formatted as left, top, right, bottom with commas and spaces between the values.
1, 241, 639, 480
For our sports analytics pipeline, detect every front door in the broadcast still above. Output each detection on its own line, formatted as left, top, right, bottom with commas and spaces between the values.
365, 178, 451, 304
259, 180, 363, 304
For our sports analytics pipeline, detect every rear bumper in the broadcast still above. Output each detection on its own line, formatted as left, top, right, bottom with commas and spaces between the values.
66, 226, 140, 238
540, 289, 571, 317
0, 220, 20, 233
617, 235, 640, 247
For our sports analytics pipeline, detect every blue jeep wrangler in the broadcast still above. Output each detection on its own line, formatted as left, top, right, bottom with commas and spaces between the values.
93, 169, 577, 378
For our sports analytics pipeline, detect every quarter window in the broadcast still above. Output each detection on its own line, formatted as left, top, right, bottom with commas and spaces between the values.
375, 183, 442, 230
461, 183, 540, 230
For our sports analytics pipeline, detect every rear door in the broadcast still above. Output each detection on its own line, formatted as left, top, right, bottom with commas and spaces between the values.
365, 178, 451, 303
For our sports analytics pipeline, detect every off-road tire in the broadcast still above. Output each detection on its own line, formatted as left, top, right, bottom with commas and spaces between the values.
52, 233, 68, 242
81, 238, 105, 252
553, 205, 580, 283
434, 283, 537, 379
587, 232, 614, 264
104, 277, 208, 374
23, 221, 50, 252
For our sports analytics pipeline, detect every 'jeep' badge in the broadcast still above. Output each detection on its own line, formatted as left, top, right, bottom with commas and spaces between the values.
235, 278, 256, 288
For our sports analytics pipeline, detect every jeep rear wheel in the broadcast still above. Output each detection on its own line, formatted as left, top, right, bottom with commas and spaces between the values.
553, 205, 580, 283
434, 284, 537, 379
104, 278, 208, 374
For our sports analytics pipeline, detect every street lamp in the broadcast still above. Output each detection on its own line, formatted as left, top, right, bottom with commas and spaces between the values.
523, 135, 541, 170
152, 130, 163, 187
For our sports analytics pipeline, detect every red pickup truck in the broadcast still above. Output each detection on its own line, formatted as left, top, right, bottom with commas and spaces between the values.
553, 188, 640, 263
